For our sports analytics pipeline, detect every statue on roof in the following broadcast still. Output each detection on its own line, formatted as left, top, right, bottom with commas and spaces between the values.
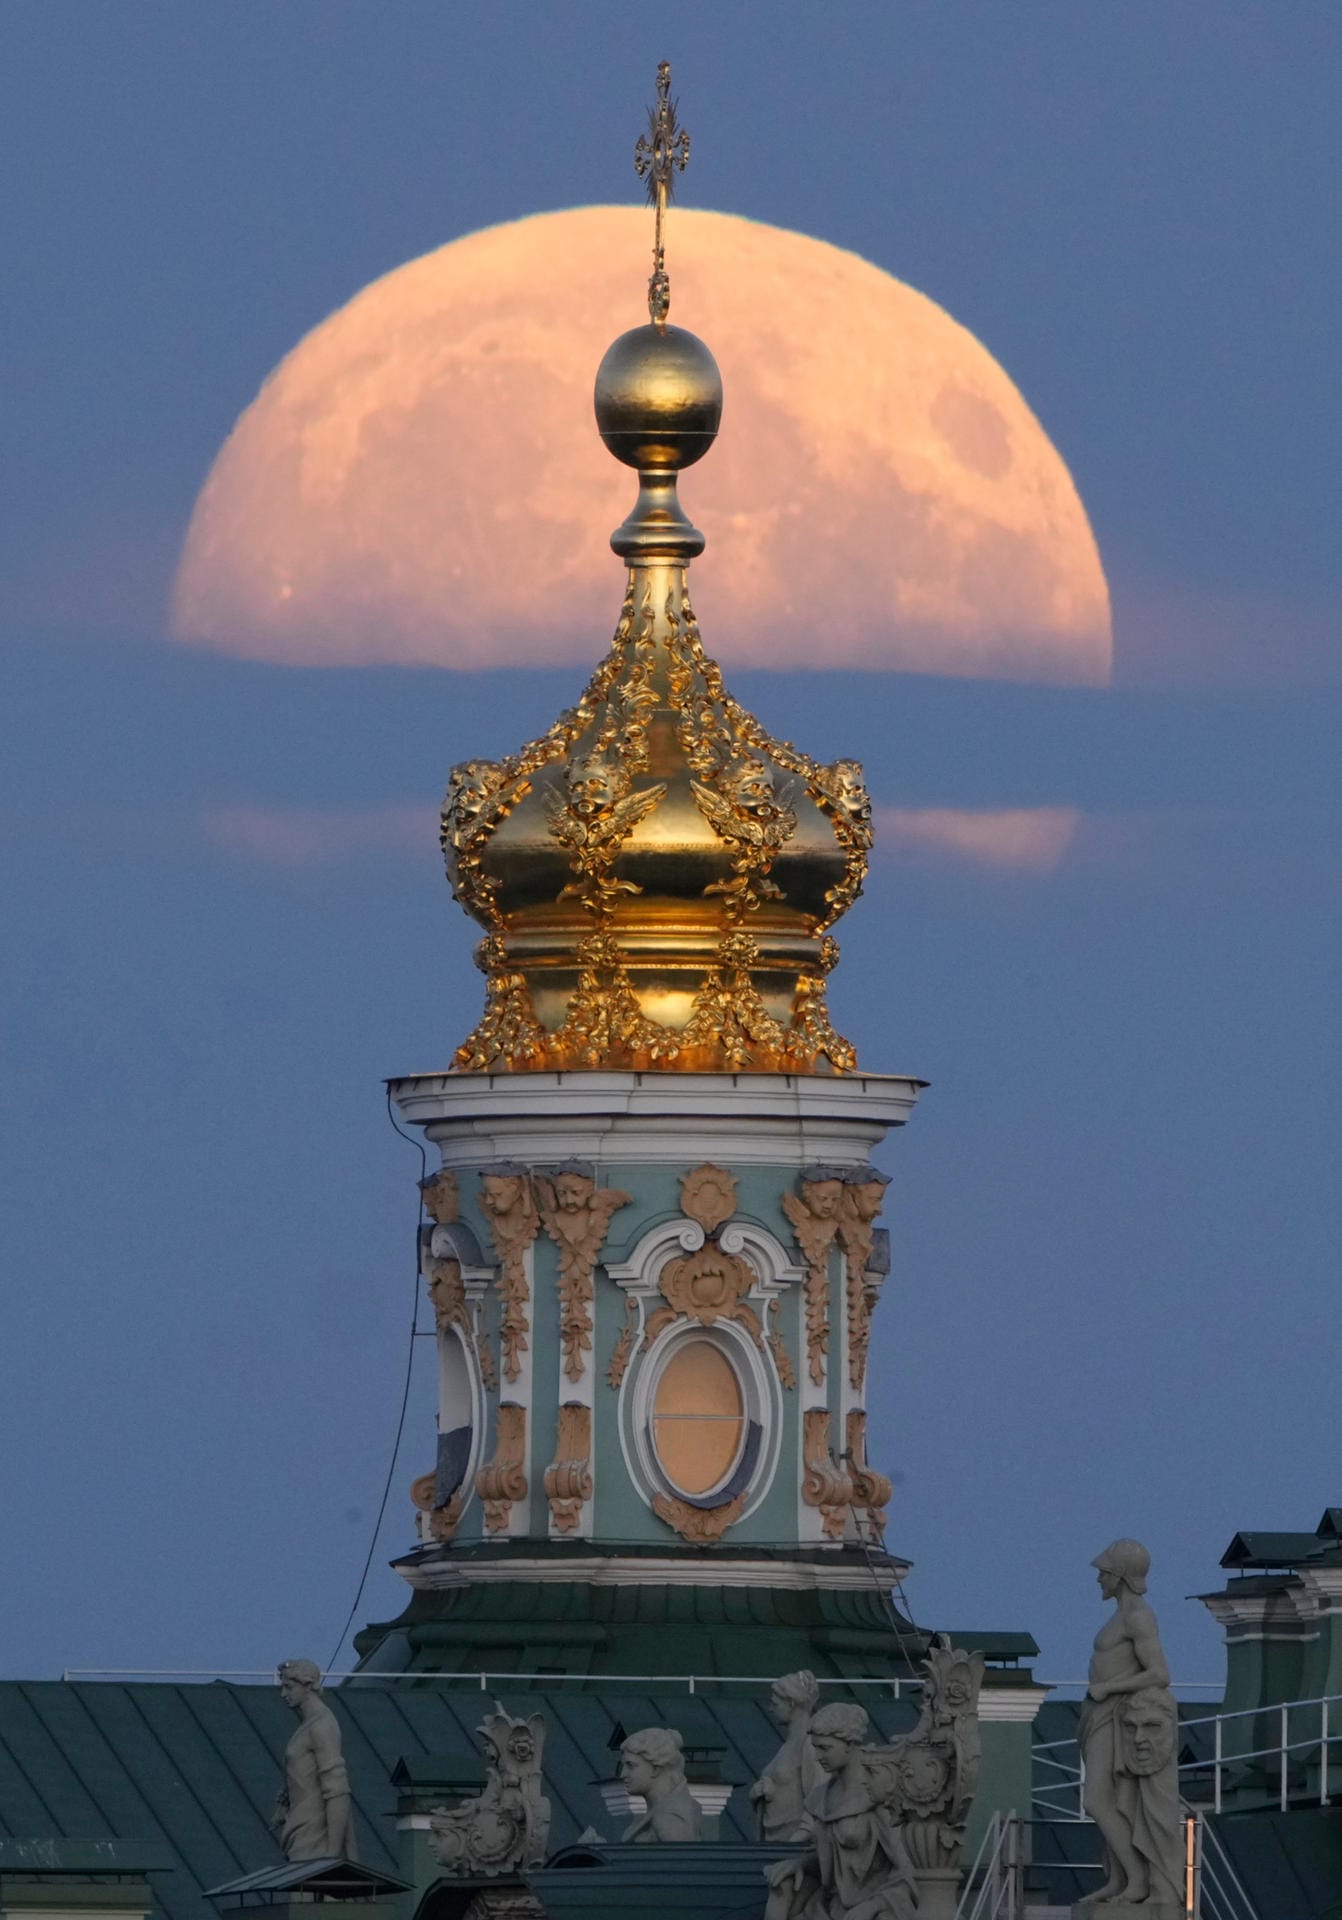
273, 1659, 357, 1862
750, 1670, 823, 1842
428, 1705, 551, 1877
618, 1727, 703, 1842
764, 1702, 918, 1920
1079, 1540, 1183, 1914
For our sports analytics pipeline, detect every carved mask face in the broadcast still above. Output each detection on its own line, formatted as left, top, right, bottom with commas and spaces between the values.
830, 760, 871, 829
847, 1179, 885, 1222
278, 1675, 308, 1710
1120, 1700, 1176, 1776
1097, 1566, 1121, 1600
554, 1173, 590, 1213
806, 1179, 845, 1220
482, 1174, 523, 1217
446, 761, 500, 834
896, 1747, 948, 1806
421, 1176, 456, 1224
733, 758, 776, 814
567, 755, 622, 816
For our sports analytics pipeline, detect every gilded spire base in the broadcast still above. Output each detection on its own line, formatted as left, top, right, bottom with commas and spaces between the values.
443, 567, 870, 1079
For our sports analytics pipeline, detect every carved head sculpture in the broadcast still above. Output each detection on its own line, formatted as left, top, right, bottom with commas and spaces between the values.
801, 1174, 846, 1221
843, 1168, 891, 1222
480, 1169, 532, 1223
444, 759, 506, 846
619, 1726, 688, 1797
1119, 1688, 1177, 1777
419, 1169, 460, 1226
728, 753, 781, 819
769, 1669, 821, 1729
276, 1658, 322, 1710
567, 749, 628, 818
551, 1167, 594, 1213
808, 1701, 869, 1773
1093, 1538, 1151, 1598
825, 759, 873, 839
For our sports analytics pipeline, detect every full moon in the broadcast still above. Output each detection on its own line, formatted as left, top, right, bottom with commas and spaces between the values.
173, 207, 1111, 683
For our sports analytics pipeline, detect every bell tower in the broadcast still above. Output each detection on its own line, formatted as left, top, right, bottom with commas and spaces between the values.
357, 64, 926, 1682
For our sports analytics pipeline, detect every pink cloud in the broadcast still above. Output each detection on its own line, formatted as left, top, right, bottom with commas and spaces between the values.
875, 806, 1081, 871
200, 803, 434, 868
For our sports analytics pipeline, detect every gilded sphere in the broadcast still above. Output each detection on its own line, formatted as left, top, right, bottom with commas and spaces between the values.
594, 323, 723, 471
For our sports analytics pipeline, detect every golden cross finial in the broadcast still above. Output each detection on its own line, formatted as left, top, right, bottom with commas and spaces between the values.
634, 59, 690, 324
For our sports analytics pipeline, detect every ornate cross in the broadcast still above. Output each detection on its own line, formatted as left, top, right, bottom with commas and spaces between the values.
634, 60, 690, 324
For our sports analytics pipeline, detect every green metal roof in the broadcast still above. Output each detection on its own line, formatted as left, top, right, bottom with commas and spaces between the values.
0, 1680, 919, 1920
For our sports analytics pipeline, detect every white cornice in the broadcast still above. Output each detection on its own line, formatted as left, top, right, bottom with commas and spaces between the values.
386, 1070, 923, 1166
393, 1550, 912, 1593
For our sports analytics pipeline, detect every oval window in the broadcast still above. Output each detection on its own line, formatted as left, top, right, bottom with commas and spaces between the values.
652, 1341, 745, 1496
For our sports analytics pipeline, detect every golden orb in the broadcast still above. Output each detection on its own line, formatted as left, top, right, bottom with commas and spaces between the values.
594, 322, 723, 471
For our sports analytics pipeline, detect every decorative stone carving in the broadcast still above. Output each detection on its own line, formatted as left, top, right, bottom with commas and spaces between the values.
420, 1168, 461, 1226
543, 1402, 593, 1533
273, 1659, 357, 1861
764, 1702, 917, 1920
475, 1404, 527, 1533
679, 1163, 738, 1237
750, 1670, 822, 1842
534, 1164, 631, 1383
781, 1169, 847, 1386
410, 1470, 466, 1544
1077, 1540, 1183, 1916
428, 1704, 551, 1876
652, 1489, 747, 1543
607, 1293, 639, 1389
868, 1635, 984, 1885
478, 1166, 541, 1384
801, 1408, 853, 1541
618, 1727, 704, 1843
837, 1168, 890, 1391
846, 1409, 892, 1536
768, 1296, 797, 1390
644, 1239, 763, 1350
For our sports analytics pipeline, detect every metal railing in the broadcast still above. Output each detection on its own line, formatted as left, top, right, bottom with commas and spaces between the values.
1034, 1689, 1341, 1820
61, 1665, 923, 1697
956, 1811, 1255, 1920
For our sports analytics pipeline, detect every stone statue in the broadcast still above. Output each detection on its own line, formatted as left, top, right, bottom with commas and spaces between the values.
764, 1702, 917, 1920
1078, 1540, 1183, 1915
273, 1659, 357, 1861
750, 1670, 823, 1841
618, 1727, 703, 1843
428, 1705, 551, 1876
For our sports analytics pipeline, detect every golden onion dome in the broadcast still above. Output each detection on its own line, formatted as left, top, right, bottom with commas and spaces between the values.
439, 66, 872, 1076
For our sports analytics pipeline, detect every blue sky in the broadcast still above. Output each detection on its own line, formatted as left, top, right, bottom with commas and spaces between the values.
2, 5, 1339, 1685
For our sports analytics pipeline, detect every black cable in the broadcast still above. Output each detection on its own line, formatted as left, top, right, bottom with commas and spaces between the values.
324, 1088, 428, 1676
